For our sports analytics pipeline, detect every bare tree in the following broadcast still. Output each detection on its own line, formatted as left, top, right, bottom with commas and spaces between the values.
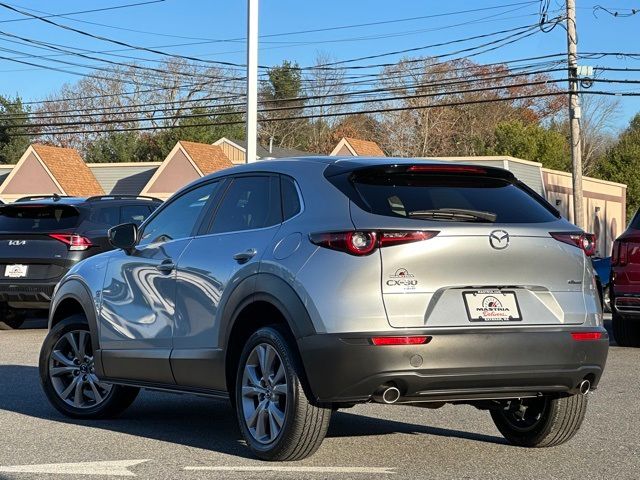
579, 93, 621, 175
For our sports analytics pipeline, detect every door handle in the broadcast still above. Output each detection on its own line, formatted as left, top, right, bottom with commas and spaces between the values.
233, 248, 257, 264
156, 259, 175, 274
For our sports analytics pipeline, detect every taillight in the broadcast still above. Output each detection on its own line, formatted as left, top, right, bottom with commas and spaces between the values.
571, 332, 603, 341
309, 230, 439, 256
612, 241, 620, 265
550, 232, 596, 256
619, 241, 629, 266
371, 336, 431, 346
49, 234, 93, 251
406, 165, 487, 174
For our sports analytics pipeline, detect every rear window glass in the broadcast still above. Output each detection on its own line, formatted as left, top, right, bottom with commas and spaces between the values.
352, 174, 558, 224
630, 210, 640, 229
0, 205, 80, 232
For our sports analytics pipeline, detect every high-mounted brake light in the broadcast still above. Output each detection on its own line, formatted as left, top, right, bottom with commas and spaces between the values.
550, 232, 596, 256
371, 336, 431, 346
49, 233, 93, 251
309, 230, 439, 256
407, 165, 487, 174
571, 332, 603, 341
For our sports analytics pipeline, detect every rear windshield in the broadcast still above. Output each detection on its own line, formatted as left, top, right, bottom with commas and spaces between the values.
0, 205, 80, 232
631, 210, 640, 229
352, 174, 558, 224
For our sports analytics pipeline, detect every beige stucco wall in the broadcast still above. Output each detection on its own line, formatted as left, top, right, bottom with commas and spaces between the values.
146, 149, 199, 198
543, 168, 627, 256
0, 152, 63, 201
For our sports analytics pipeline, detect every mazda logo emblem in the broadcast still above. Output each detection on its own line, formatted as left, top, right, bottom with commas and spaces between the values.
489, 230, 510, 250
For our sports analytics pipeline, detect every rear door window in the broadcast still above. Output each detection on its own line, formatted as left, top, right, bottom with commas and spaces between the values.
121, 205, 153, 225
211, 176, 281, 234
0, 205, 80, 232
89, 206, 120, 226
352, 172, 558, 224
281, 176, 302, 221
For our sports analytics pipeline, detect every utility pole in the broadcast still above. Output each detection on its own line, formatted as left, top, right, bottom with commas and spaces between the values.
566, 0, 584, 228
245, 0, 259, 163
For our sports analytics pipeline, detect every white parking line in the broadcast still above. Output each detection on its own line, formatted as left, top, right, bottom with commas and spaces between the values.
185, 466, 396, 474
0, 459, 150, 477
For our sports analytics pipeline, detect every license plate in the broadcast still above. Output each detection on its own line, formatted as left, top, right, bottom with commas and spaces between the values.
463, 290, 522, 322
4, 264, 28, 278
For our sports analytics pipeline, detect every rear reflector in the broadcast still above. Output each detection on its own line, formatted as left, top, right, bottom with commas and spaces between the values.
49, 233, 93, 251
371, 336, 431, 346
571, 332, 603, 341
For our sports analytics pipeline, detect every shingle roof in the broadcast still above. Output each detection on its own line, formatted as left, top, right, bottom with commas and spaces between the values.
179, 141, 233, 174
227, 139, 316, 158
32, 144, 104, 196
344, 137, 385, 156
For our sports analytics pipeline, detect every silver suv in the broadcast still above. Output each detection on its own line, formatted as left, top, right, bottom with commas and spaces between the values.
39, 158, 608, 460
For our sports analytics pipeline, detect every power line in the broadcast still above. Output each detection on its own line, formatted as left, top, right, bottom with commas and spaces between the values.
12, 91, 569, 137
0, 1, 166, 24
2, 66, 565, 122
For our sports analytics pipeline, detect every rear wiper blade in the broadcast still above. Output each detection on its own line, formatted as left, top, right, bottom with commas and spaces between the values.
407, 208, 497, 223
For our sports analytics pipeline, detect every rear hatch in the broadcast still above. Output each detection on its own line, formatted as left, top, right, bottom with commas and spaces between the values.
342, 163, 589, 328
0, 203, 83, 283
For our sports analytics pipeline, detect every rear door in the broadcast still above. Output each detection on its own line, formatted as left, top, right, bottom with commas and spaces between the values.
347, 165, 587, 328
172, 175, 282, 390
0, 203, 82, 285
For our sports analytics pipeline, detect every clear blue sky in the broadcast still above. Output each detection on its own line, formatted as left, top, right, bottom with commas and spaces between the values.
0, 0, 637, 129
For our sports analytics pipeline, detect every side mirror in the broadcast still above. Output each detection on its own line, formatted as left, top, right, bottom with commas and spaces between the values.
108, 223, 138, 253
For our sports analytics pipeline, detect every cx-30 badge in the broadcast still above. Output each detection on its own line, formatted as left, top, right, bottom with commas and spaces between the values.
489, 230, 510, 250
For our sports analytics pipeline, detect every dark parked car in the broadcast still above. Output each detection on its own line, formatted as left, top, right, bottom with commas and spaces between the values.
611, 208, 640, 346
0, 195, 161, 330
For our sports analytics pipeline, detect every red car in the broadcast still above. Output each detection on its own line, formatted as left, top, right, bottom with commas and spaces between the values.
611, 209, 640, 346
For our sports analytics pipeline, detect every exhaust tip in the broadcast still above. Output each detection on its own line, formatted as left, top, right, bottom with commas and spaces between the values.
373, 386, 401, 404
579, 380, 591, 395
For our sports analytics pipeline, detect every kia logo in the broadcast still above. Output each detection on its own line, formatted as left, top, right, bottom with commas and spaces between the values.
489, 230, 509, 250
8, 240, 26, 246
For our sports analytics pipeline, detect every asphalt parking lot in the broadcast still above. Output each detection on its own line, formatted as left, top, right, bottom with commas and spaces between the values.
1, 318, 638, 480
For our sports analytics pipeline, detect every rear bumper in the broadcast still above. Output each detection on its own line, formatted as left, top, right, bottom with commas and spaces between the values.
298, 328, 609, 404
0, 281, 58, 307
613, 294, 640, 317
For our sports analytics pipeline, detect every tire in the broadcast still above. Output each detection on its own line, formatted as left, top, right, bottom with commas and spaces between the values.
39, 315, 139, 419
612, 312, 640, 347
0, 307, 26, 330
235, 325, 331, 461
491, 394, 588, 447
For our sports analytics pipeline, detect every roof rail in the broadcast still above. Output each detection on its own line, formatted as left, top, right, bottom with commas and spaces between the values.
85, 194, 163, 203
16, 194, 71, 202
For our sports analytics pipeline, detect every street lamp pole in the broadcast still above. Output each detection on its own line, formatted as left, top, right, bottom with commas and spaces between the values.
245, 0, 259, 163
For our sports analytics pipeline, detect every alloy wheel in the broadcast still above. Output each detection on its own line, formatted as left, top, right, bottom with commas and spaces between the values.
240, 343, 288, 444
48, 330, 112, 409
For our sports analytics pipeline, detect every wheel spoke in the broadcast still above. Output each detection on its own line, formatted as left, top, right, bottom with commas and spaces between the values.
78, 331, 89, 359
245, 365, 262, 388
272, 363, 285, 385
268, 402, 285, 429
73, 378, 84, 407
88, 378, 103, 403
50, 366, 76, 377
60, 376, 80, 400
272, 383, 287, 396
51, 350, 75, 368
246, 399, 267, 428
65, 333, 81, 360
255, 406, 268, 440
242, 385, 265, 398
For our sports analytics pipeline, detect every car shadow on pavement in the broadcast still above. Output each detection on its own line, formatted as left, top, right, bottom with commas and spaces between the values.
0, 365, 505, 456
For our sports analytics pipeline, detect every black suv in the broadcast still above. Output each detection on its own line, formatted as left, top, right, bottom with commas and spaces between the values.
0, 195, 161, 329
